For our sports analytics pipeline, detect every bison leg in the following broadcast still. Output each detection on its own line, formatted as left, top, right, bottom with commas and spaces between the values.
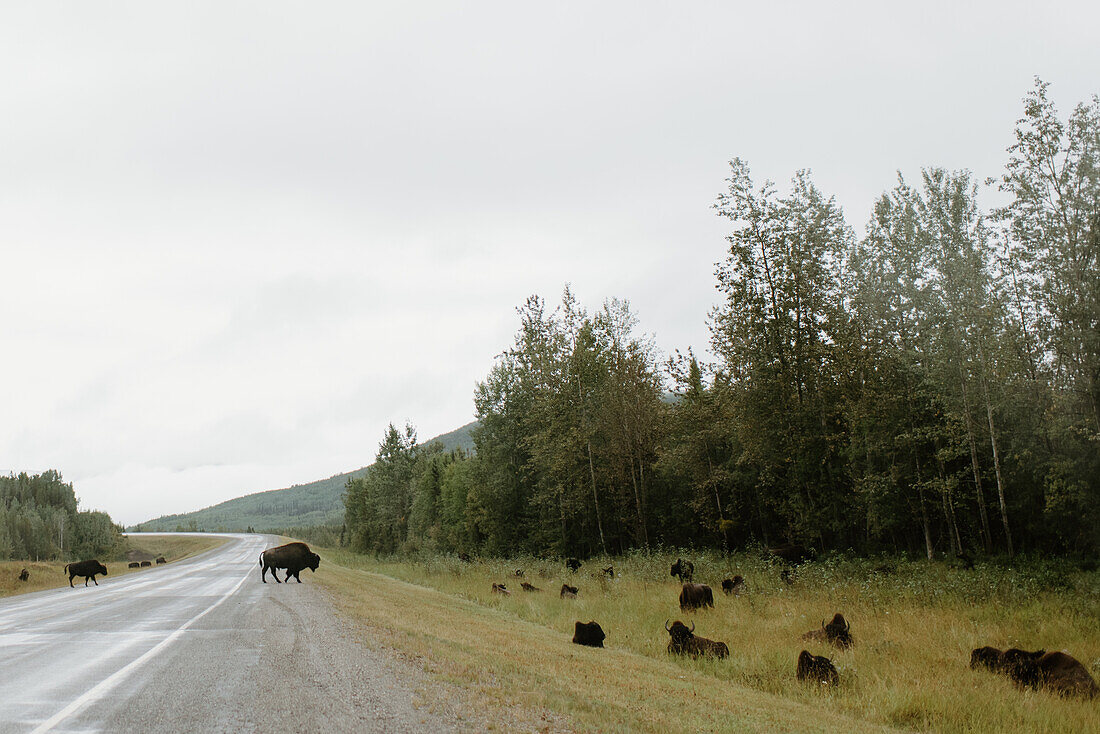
69, 574, 75, 588
92, 575, 99, 586
261, 565, 268, 583
271, 568, 282, 583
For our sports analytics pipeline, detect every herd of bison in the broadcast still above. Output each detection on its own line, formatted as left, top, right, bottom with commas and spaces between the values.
487, 545, 1099, 701
30, 540, 1098, 702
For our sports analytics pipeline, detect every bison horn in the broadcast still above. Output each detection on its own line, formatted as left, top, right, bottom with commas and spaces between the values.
845, 619, 850, 633
689, 620, 695, 633
664, 618, 671, 632
821, 618, 827, 629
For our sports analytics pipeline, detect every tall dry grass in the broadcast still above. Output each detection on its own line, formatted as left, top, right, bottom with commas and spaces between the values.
321, 548, 1099, 733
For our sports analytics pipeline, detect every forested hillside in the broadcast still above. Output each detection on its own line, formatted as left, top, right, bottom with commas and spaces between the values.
130, 422, 477, 532
0, 471, 124, 560
344, 80, 1100, 560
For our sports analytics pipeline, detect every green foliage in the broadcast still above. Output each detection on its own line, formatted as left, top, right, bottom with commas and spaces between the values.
0, 471, 124, 561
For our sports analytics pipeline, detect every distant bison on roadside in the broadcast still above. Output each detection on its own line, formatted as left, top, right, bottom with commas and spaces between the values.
560, 583, 578, 599
670, 558, 694, 583
679, 583, 714, 611
797, 650, 839, 686
665, 619, 728, 658
721, 576, 745, 595
127, 562, 141, 569
139, 561, 152, 567
259, 542, 320, 583
155, 556, 166, 564
572, 621, 606, 648
65, 560, 108, 587
18, 568, 29, 582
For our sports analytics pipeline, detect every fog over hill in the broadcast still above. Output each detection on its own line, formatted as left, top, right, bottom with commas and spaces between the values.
130, 422, 477, 532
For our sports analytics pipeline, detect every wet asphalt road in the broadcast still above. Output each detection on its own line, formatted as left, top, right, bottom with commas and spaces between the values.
0, 533, 453, 733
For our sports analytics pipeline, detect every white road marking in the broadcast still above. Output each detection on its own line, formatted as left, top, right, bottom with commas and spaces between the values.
28, 563, 252, 733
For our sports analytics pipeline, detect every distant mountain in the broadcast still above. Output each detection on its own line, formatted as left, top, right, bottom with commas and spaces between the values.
130, 420, 478, 532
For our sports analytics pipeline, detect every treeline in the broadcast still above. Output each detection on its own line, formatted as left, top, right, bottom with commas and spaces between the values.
0, 471, 125, 560
344, 79, 1099, 560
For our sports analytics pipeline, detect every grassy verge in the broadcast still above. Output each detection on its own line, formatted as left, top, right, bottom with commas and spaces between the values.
317, 549, 1100, 733
0, 533, 228, 599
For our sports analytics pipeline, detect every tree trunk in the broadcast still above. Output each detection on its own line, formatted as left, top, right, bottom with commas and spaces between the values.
979, 341, 1014, 557
960, 377, 992, 552
587, 440, 607, 556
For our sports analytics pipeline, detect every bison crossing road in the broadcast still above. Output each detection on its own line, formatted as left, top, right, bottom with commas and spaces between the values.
0, 533, 451, 733
259, 541, 321, 583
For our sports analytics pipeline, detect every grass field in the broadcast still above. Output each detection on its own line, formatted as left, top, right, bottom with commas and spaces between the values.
316, 549, 1100, 733
0, 533, 228, 599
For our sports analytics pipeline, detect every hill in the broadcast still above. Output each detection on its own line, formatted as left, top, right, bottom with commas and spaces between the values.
130, 421, 478, 532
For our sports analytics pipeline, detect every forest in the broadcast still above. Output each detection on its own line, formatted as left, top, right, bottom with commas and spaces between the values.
0, 471, 125, 561
344, 79, 1099, 561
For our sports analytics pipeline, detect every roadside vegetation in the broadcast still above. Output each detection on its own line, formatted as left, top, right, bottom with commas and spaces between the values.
318, 549, 1099, 733
0, 533, 227, 599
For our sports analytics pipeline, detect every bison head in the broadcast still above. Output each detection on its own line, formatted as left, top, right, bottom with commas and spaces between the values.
307, 552, 320, 572
970, 646, 1004, 671
665, 618, 695, 644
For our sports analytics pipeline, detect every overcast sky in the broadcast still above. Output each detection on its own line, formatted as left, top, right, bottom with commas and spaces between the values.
2, 2, 1097, 526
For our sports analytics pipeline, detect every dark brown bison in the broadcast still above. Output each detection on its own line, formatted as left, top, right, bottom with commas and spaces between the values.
572, 621, 606, 648
560, 583, 578, 599
127, 561, 141, 569
670, 558, 694, 583
665, 619, 728, 658
721, 576, 745, 595
155, 556, 167, 564
491, 583, 510, 595
65, 560, 108, 587
602, 565, 615, 578
797, 650, 839, 686
457, 552, 471, 563
259, 542, 321, 583
566, 558, 582, 572
513, 569, 524, 577
679, 583, 714, 611
802, 613, 853, 649
1001, 649, 1099, 698
954, 552, 975, 570
970, 646, 1005, 672
18, 568, 29, 582
139, 560, 152, 567
520, 582, 540, 592
769, 543, 813, 564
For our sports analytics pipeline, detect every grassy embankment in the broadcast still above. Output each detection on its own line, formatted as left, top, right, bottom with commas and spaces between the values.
0, 533, 228, 599
315, 549, 1099, 733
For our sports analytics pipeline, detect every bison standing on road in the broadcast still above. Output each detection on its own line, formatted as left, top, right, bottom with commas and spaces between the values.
797, 650, 839, 686
572, 621, 606, 648
670, 558, 694, 583
65, 560, 108, 587
665, 619, 728, 658
679, 583, 714, 611
259, 542, 321, 583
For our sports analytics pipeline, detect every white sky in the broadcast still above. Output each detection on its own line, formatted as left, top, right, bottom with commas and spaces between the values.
2, 2, 1097, 525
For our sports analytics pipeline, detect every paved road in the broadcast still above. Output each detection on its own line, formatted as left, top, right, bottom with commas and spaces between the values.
0, 533, 454, 733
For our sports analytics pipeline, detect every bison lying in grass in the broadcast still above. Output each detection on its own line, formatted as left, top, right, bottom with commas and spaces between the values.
665, 619, 728, 659
797, 650, 839, 686
973, 647, 1099, 698
260, 542, 320, 583
721, 576, 745, 595
560, 583, 578, 599
572, 621, 606, 648
801, 613, 853, 649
